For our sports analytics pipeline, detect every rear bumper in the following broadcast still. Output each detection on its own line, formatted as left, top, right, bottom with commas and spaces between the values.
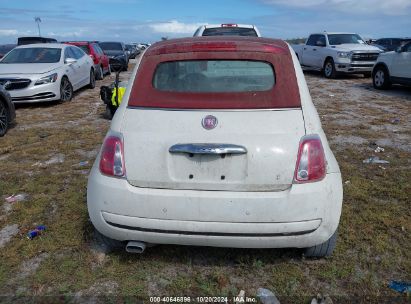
87, 164, 343, 248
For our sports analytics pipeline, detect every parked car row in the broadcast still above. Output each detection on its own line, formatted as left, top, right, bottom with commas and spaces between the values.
0, 43, 96, 104
132, 43, 151, 50
125, 44, 140, 59
0, 35, 151, 137
0, 36, 141, 77
0, 35, 144, 135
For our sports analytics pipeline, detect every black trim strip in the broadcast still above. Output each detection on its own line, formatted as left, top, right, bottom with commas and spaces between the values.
12, 93, 56, 101
106, 221, 317, 237
390, 76, 411, 86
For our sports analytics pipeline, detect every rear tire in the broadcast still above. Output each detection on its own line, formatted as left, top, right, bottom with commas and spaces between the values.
304, 230, 338, 258
0, 100, 9, 137
323, 58, 337, 79
94, 229, 124, 252
373, 66, 391, 89
88, 69, 96, 89
96, 65, 104, 80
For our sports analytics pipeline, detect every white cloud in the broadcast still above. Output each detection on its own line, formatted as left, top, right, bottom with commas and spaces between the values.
51, 28, 88, 38
149, 20, 206, 34
262, 0, 411, 15
0, 29, 18, 36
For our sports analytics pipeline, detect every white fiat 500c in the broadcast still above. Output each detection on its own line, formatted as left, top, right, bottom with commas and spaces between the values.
87, 37, 343, 257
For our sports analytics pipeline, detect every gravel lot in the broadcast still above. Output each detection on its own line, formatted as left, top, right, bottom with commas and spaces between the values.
0, 59, 410, 303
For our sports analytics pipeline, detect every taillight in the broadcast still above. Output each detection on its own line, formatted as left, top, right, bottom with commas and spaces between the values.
89, 54, 95, 62
221, 23, 238, 27
294, 135, 326, 183
99, 136, 126, 177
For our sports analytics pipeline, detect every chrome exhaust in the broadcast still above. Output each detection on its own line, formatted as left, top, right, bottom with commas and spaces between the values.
126, 241, 146, 254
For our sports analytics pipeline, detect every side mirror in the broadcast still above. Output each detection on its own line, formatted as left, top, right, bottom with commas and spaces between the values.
110, 58, 123, 73
65, 58, 77, 65
395, 46, 404, 53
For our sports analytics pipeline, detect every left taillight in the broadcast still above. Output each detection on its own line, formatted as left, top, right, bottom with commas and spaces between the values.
99, 136, 126, 177
294, 135, 326, 183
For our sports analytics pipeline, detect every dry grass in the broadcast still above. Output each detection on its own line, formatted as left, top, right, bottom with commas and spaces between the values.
0, 65, 410, 303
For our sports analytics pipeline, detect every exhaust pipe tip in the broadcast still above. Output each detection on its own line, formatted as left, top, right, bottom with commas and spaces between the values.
126, 241, 146, 254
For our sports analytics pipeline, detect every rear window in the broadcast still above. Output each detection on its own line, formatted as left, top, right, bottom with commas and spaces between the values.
128, 49, 300, 110
78, 45, 90, 54
202, 27, 258, 37
99, 42, 122, 51
153, 60, 275, 93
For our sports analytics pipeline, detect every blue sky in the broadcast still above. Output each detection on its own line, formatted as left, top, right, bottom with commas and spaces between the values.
0, 0, 410, 44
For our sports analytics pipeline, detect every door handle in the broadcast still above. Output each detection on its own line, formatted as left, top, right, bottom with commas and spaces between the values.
313, 48, 317, 51
169, 143, 247, 155
303, 47, 307, 50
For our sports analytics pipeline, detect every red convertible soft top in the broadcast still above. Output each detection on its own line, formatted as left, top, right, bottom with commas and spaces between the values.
145, 36, 290, 56
128, 37, 301, 109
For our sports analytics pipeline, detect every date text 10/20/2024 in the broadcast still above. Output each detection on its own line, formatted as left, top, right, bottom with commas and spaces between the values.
150, 297, 257, 303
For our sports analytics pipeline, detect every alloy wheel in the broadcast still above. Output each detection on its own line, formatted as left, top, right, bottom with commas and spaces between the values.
374, 70, 385, 87
325, 63, 333, 77
60, 78, 73, 102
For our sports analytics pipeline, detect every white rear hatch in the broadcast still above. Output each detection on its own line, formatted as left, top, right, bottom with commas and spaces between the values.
122, 109, 305, 191
119, 38, 304, 192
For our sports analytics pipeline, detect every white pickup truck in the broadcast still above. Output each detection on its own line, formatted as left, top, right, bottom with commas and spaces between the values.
292, 32, 382, 78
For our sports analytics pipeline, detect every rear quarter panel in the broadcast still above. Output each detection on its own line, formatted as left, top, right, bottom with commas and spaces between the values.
288, 44, 341, 174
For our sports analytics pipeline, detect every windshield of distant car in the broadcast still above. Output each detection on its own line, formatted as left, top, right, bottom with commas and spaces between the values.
202, 27, 258, 37
99, 42, 122, 51
328, 34, 365, 45
153, 60, 275, 93
0, 47, 61, 63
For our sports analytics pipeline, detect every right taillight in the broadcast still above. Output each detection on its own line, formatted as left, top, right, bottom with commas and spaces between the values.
294, 135, 326, 183
99, 135, 126, 177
